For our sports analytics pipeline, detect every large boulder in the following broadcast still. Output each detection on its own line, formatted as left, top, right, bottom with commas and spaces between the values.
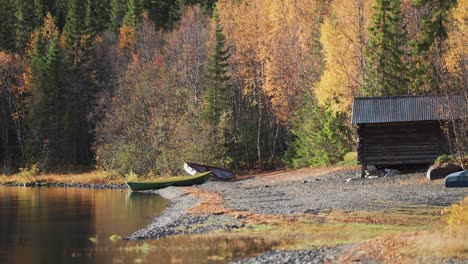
426, 163, 463, 180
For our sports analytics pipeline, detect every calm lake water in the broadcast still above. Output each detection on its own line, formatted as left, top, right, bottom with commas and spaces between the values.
0, 186, 278, 264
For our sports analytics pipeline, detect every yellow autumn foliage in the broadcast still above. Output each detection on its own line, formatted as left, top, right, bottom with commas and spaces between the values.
444, 1, 467, 89
315, 0, 372, 114
217, 0, 322, 123
447, 196, 468, 227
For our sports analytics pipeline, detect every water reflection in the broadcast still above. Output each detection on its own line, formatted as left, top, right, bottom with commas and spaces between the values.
0, 187, 168, 264
105, 234, 281, 263
0, 187, 280, 263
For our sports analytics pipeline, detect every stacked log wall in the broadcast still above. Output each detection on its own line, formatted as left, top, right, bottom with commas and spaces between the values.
357, 121, 449, 165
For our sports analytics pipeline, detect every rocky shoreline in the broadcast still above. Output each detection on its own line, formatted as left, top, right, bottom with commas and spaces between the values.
125, 187, 246, 241
230, 248, 345, 264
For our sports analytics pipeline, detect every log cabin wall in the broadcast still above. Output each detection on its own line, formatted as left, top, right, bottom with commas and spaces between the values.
357, 121, 449, 166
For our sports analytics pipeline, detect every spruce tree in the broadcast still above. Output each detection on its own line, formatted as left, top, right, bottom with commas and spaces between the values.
86, 0, 111, 39
0, 0, 18, 52
285, 92, 351, 168
16, 0, 36, 53
203, 9, 231, 126
409, 0, 456, 94
63, 0, 88, 66
27, 14, 62, 170
34, 0, 45, 25
123, 0, 141, 28
118, 0, 143, 53
142, 0, 182, 29
363, 0, 408, 96
42, 36, 61, 169
109, 0, 126, 32
62, 0, 94, 165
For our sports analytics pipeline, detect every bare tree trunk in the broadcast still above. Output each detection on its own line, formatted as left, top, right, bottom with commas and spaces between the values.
257, 93, 263, 170
269, 117, 280, 166
1, 106, 11, 174
356, 0, 366, 87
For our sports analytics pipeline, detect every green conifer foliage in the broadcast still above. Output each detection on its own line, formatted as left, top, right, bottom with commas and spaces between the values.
363, 0, 408, 96
15, 0, 36, 53
203, 9, 231, 126
63, 0, 88, 66
123, 0, 141, 28
409, 0, 456, 94
285, 94, 351, 168
109, 0, 126, 32
142, 0, 182, 29
0, 0, 18, 52
86, 0, 111, 39
33, 0, 45, 25
62, 0, 94, 165
27, 14, 62, 170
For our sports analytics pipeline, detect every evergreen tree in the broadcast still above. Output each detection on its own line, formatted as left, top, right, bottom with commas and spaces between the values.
123, 0, 141, 28
285, 93, 351, 168
27, 14, 62, 170
0, 0, 17, 52
34, 0, 45, 26
119, 0, 143, 53
203, 8, 230, 126
63, 0, 89, 66
109, 0, 126, 32
363, 0, 408, 96
62, 0, 94, 165
142, 0, 182, 29
409, 0, 456, 94
86, 0, 111, 39
16, 0, 36, 53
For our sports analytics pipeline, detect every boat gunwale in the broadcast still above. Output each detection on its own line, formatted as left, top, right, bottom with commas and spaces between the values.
184, 162, 234, 179
126, 171, 212, 184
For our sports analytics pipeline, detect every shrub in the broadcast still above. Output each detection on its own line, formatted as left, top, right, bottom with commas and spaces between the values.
17, 163, 41, 182
447, 196, 468, 227
434, 154, 468, 169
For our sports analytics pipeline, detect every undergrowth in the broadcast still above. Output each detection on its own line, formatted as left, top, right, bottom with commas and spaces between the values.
447, 195, 468, 227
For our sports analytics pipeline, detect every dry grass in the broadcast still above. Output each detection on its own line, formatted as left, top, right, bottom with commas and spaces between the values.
0, 171, 126, 185
339, 228, 468, 263
446, 195, 468, 226
325, 206, 445, 226
339, 196, 468, 263
182, 186, 438, 253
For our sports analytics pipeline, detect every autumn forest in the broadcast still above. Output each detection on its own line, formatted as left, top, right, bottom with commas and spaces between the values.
0, 0, 466, 176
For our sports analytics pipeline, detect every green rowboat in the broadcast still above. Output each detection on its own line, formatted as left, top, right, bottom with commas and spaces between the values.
126, 171, 211, 191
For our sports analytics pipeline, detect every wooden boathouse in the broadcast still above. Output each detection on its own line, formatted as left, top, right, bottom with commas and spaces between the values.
351, 95, 467, 171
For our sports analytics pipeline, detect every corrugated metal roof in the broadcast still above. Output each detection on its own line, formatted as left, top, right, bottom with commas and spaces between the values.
351, 95, 467, 124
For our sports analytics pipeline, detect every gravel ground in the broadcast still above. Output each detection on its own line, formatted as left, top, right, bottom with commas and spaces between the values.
230, 247, 344, 264
126, 167, 468, 263
125, 187, 245, 240
200, 167, 468, 215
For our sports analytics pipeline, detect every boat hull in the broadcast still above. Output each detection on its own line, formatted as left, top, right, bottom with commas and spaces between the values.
184, 162, 234, 180
445, 170, 468, 188
126, 172, 211, 191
